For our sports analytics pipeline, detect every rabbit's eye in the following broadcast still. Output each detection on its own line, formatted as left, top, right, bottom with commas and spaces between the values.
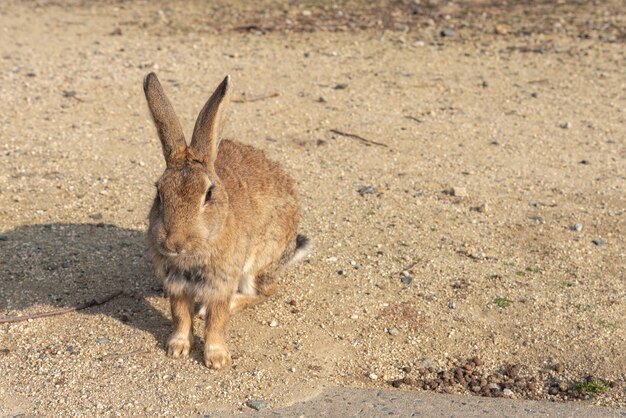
204, 186, 215, 205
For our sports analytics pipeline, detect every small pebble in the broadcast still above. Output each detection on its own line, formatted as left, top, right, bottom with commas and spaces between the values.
503, 388, 514, 398
592, 239, 605, 246
579, 159, 590, 165
441, 28, 456, 37
350, 314, 359, 320
494, 24, 509, 35
269, 320, 278, 327
448, 301, 456, 309
334, 83, 348, 90
488, 383, 500, 390
452, 186, 468, 197
400, 276, 413, 285
402, 366, 412, 374
368, 373, 378, 380
529, 215, 545, 224
549, 387, 559, 395
558, 382, 569, 392
388, 327, 400, 336
554, 363, 564, 373
560, 122, 572, 129
245, 399, 267, 411
0, 235, 8, 241
95, 337, 108, 345
570, 223, 583, 232
358, 186, 376, 195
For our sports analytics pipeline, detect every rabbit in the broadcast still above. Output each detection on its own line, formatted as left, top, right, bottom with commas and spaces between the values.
143, 72, 310, 369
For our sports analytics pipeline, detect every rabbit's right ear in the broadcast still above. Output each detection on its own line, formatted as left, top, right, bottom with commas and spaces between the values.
144, 73, 187, 166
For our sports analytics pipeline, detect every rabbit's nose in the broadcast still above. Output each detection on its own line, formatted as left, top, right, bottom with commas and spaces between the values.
163, 232, 187, 255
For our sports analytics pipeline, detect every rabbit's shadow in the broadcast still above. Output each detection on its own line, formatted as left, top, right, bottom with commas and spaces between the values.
0, 223, 172, 352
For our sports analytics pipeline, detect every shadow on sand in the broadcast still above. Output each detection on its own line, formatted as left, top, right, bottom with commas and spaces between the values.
0, 223, 171, 350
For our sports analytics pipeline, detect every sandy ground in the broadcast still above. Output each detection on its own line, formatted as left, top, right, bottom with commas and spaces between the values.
0, 1, 624, 415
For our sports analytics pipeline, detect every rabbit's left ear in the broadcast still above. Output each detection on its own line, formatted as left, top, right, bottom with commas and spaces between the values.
190, 76, 231, 165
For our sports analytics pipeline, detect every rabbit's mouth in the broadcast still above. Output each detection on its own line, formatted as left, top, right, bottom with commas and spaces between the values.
159, 248, 182, 257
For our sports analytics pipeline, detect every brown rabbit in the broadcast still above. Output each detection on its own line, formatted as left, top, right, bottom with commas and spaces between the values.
143, 73, 310, 369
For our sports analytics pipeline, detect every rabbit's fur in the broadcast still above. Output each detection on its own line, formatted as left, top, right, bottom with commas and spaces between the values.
143, 73, 309, 369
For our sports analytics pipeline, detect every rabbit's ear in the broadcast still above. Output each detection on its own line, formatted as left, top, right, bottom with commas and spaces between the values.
189, 75, 231, 165
143, 73, 187, 166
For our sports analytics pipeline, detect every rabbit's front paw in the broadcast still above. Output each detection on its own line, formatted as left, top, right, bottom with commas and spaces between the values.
204, 344, 231, 370
167, 333, 191, 359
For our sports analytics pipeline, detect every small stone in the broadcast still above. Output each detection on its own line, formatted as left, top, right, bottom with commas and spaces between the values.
476, 203, 488, 213
529, 215, 545, 224
549, 387, 559, 395
507, 365, 521, 378
421, 358, 434, 369
110, 27, 123, 36
592, 239, 605, 246
481, 80, 489, 88
0, 235, 8, 241
531, 92, 539, 98
469, 251, 485, 260
391, 379, 402, 388
448, 301, 456, 309
554, 363, 564, 373
560, 121, 572, 129
502, 388, 514, 398
471, 385, 481, 393
527, 382, 537, 391
441, 28, 455, 37
388, 327, 400, 336
119, 314, 130, 323
452, 187, 467, 197
487, 383, 500, 390
570, 223, 583, 232
350, 314, 359, 320
269, 320, 278, 327
26, 71, 36, 77
368, 373, 378, 380
558, 382, 568, 392
400, 276, 413, 285
246, 399, 267, 411
494, 24, 509, 35
358, 186, 376, 195
301, 10, 312, 16
402, 366, 412, 374
337, 270, 345, 276
579, 159, 590, 165
334, 83, 348, 90
95, 337, 108, 345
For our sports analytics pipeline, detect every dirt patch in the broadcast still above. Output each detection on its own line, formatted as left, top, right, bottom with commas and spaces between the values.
0, 0, 624, 415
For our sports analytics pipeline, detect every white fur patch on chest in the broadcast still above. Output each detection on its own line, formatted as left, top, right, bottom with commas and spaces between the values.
237, 255, 256, 295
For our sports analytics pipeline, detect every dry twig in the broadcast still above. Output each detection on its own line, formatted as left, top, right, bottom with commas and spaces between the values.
232, 92, 279, 103
0, 291, 124, 324
329, 129, 389, 148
